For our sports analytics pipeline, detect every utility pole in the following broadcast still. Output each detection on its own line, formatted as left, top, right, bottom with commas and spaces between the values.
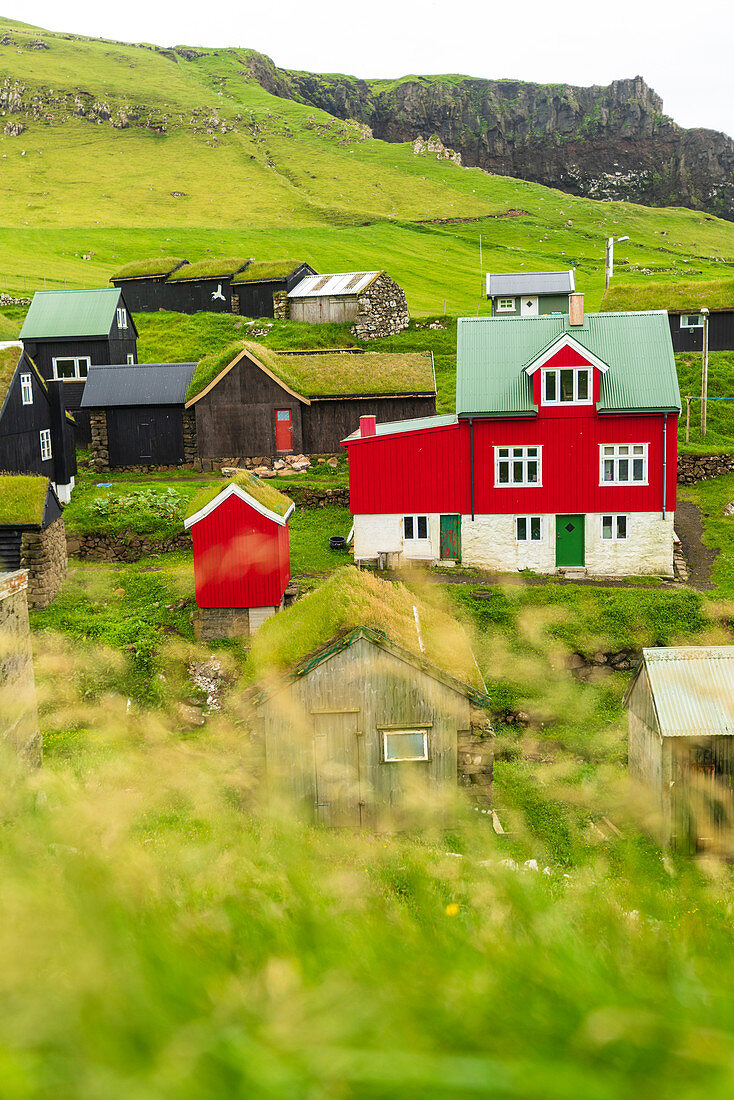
701, 307, 710, 436
605, 237, 613, 291
479, 235, 483, 298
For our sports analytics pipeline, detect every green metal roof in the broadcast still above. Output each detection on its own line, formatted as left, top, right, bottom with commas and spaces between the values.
20, 289, 123, 340
457, 310, 681, 417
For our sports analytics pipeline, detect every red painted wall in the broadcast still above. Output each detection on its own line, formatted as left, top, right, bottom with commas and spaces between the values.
191, 492, 291, 608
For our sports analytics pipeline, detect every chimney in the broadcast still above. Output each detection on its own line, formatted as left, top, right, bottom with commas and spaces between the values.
360, 415, 376, 438
569, 292, 585, 326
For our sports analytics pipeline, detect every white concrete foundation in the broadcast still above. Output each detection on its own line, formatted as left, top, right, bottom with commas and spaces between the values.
352, 513, 442, 564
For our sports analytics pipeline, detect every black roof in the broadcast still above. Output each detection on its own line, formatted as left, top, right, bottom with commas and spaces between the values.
81, 363, 196, 408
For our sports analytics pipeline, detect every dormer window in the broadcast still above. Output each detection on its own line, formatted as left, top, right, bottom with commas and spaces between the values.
542, 367, 592, 405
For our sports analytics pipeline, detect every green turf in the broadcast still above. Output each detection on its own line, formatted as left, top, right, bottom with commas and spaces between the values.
110, 256, 188, 280
604, 277, 734, 312
0, 474, 48, 525
185, 471, 293, 521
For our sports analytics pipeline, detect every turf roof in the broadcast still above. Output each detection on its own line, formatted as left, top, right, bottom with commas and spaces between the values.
111, 256, 188, 280
603, 278, 734, 313
249, 566, 485, 693
0, 344, 21, 407
231, 259, 305, 284
185, 471, 293, 523
0, 475, 49, 526
167, 257, 250, 282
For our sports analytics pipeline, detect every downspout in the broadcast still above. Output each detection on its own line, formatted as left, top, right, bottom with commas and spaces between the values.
662, 413, 668, 520
469, 417, 475, 521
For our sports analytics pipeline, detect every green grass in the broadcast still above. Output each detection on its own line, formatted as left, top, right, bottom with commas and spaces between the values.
680, 474, 734, 596
185, 471, 293, 521
676, 352, 734, 453
111, 255, 188, 279
288, 504, 353, 575
0, 474, 48, 524
63, 475, 209, 539
167, 257, 250, 281
232, 258, 305, 283
604, 276, 734, 312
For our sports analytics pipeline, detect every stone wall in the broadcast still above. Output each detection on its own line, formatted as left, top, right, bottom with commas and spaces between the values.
182, 409, 198, 464
67, 531, 191, 563
90, 410, 109, 472
20, 517, 67, 609
457, 705, 494, 807
193, 604, 279, 642
0, 570, 41, 766
352, 272, 410, 341
273, 290, 289, 320
677, 453, 734, 484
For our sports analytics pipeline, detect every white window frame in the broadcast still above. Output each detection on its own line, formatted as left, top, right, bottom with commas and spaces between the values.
541, 366, 592, 406
381, 729, 429, 763
680, 314, 703, 328
39, 429, 52, 461
516, 515, 542, 542
20, 372, 33, 405
601, 514, 629, 541
126, 354, 135, 365
403, 515, 429, 540
496, 297, 515, 312
494, 446, 542, 487
117, 307, 128, 329
51, 356, 90, 381
599, 444, 648, 486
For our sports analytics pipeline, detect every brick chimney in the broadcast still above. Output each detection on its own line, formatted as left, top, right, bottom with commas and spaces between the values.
360, 415, 376, 438
569, 292, 585, 326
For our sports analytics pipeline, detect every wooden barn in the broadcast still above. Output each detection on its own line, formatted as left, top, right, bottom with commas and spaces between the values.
602, 280, 734, 352
19, 288, 138, 444
0, 476, 67, 609
110, 256, 189, 312
625, 646, 734, 851
186, 341, 436, 466
250, 567, 493, 829
162, 258, 251, 314
184, 472, 294, 641
486, 270, 575, 318
231, 260, 317, 318
0, 343, 77, 502
81, 362, 197, 470
287, 271, 410, 338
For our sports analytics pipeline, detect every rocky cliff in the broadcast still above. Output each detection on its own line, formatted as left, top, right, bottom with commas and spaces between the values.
246, 55, 734, 221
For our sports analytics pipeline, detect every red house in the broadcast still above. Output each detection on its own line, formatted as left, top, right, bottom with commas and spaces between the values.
184, 472, 294, 639
343, 295, 681, 578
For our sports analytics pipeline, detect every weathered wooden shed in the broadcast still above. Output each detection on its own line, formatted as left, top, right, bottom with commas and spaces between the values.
110, 256, 189, 313
0, 569, 41, 766
162, 257, 251, 314
625, 646, 734, 851
287, 271, 410, 338
250, 567, 493, 828
81, 362, 197, 470
186, 341, 436, 466
0, 476, 67, 609
231, 260, 317, 318
184, 472, 294, 641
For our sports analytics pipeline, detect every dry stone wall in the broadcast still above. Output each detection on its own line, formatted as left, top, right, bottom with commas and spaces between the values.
67, 532, 191, 563
0, 570, 41, 766
457, 705, 494, 807
352, 273, 410, 340
678, 453, 734, 484
182, 409, 198, 464
90, 410, 109, 473
20, 517, 67, 609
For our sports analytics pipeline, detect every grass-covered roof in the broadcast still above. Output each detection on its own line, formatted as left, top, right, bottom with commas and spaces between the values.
0, 474, 49, 526
185, 471, 293, 522
111, 257, 188, 280
231, 260, 305, 284
603, 278, 734, 313
0, 344, 21, 406
185, 342, 243, 402
249, 566, 485, 693
167, 257, 250, 282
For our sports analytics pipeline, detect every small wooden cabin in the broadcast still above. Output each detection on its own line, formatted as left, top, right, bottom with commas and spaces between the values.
250, 567, 492, 828
110, 256, 189, 312
625, 646, 734, 851
186, 341, 436, 466
486, 271, 575, 317
19, 288, 138, 444
0, 476, 67, 609
162, 258, 251, 314
231, 260, 317, 318
0, 343, 77, 502
81, 362, 196, 470
184, 472, 294, 641
287, 271, 410, 338
0, 569, 41, 766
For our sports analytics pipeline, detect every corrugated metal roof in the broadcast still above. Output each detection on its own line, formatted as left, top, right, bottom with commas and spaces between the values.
289, 272, 380, 298
343, 413, 457, 442
639, 647, 734, 737
456, 311, 681, 417
487, 270, 575, 297
81, 363, 196, 408
20, 289, 123, 340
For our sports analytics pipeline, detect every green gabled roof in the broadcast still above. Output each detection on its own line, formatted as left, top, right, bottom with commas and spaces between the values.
20, 289, 122, 340
0, 475, 50, 526
167, 257, 250, 282
231, 259, 306, 285
457, 311, 680, 417
603, 278, 734, 313
184, 471, 293, 525
111, 256, 188, 281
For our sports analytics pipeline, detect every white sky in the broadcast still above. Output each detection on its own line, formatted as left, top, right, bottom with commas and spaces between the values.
17, 0, 734, 137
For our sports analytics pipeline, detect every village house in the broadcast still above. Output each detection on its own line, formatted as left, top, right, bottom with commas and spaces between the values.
231, 260, 317, 318
0, 476, 67, 610
602, 280, 734, 352
250, 567, 493, 829
110, 256, 190, 312
184, 472, 294, 641
343, 296, 681, 577
0, 343, 77, 502
160, 257, 251, 314
486, 270, 575, 318
19, 288, 138, 444
625, 646, 734, 851
287, 271, 410, 338
0, 568, 41, 766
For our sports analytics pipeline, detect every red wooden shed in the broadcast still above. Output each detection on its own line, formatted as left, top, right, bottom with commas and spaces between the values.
184, 472, 294, 640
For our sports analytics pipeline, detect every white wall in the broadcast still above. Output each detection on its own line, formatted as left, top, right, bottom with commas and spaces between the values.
353, 513, 441, 562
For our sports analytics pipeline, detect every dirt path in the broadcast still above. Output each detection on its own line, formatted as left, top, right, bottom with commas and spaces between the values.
674, 499, 716, 590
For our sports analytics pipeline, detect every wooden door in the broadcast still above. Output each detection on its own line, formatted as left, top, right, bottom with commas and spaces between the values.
520, 297, 539, 317
312, 711, 363, 827
138, 419, 153, 461
275, 408, 293, 451
555, 515, 585, 567
440, 515, 461, 560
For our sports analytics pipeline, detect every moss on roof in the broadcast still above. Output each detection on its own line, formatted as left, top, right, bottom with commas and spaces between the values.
167, 257, 250, 282
185, 471, 293, 522
249, 566, 485, 692
0, 344, 21, 406
603, 278, 734, 313
231, 260, 304, 284
0, 475, 48, 526
186, 342, 244, 402
111, 256, 188, 280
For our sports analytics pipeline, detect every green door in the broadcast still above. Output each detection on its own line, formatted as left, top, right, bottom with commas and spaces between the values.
555, 515, 585, 567
440, 515, 461, 560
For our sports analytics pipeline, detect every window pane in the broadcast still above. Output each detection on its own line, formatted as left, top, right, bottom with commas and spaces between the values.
527, 462, 538, 483
603, 446, 614, 456
55, 359, 75, 379
530, 517, 541, 540
617, 515, 627, 539
384, 731, 427, 761
403, 516, 414, 539
498, 461, 509, 484
618, 459, 629, 481
603, 460, 614, 482
512, 448, 523, 457
545, 371, 556, 401
417, 516, 428, 539
577, 370, 589, 400
79, 360, 89, 378
633, 445, 644, 455
633, 459, 644, 481
619, 445, 629, 455
527, 448, 537, 457
560, 369, 574, 401
513, 461, 523, 482
602, 516, 613, 539
516, 517, 527, 541
498, 448, 509, 458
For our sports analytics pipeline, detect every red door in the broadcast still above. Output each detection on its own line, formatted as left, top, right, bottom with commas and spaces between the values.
275, 408, 293, 451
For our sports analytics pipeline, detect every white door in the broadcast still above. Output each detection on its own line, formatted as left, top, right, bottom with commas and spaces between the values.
520, 297, 539, 317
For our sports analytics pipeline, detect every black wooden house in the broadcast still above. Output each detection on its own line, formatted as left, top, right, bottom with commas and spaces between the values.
0, 343, 77, 502
231, 261, 317, 318
110, 257, 189, 312
20, 289, 138, 444
162, 258, 251, 314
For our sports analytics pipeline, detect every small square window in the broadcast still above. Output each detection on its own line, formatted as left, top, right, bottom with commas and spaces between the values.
601, 514, 628, 540
382, 730, 429, 762
516, 516, 541, 541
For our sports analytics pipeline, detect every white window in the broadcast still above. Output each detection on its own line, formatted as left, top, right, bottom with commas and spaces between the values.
495, 446, 541, 486
404, 515, 429, 540
52, 356, 90, 381
516, 516, 542, 541
496, 297, 515, 312
117, 307, 128, 329
600, 444, 647, 485
20, 373, 33, 405
382, 729, 429, 762
680, 314, 703, 328
39, 429, 52, 461
601, 515, 628, 540
126, 354, 135, 364
542, 367, 592, 405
